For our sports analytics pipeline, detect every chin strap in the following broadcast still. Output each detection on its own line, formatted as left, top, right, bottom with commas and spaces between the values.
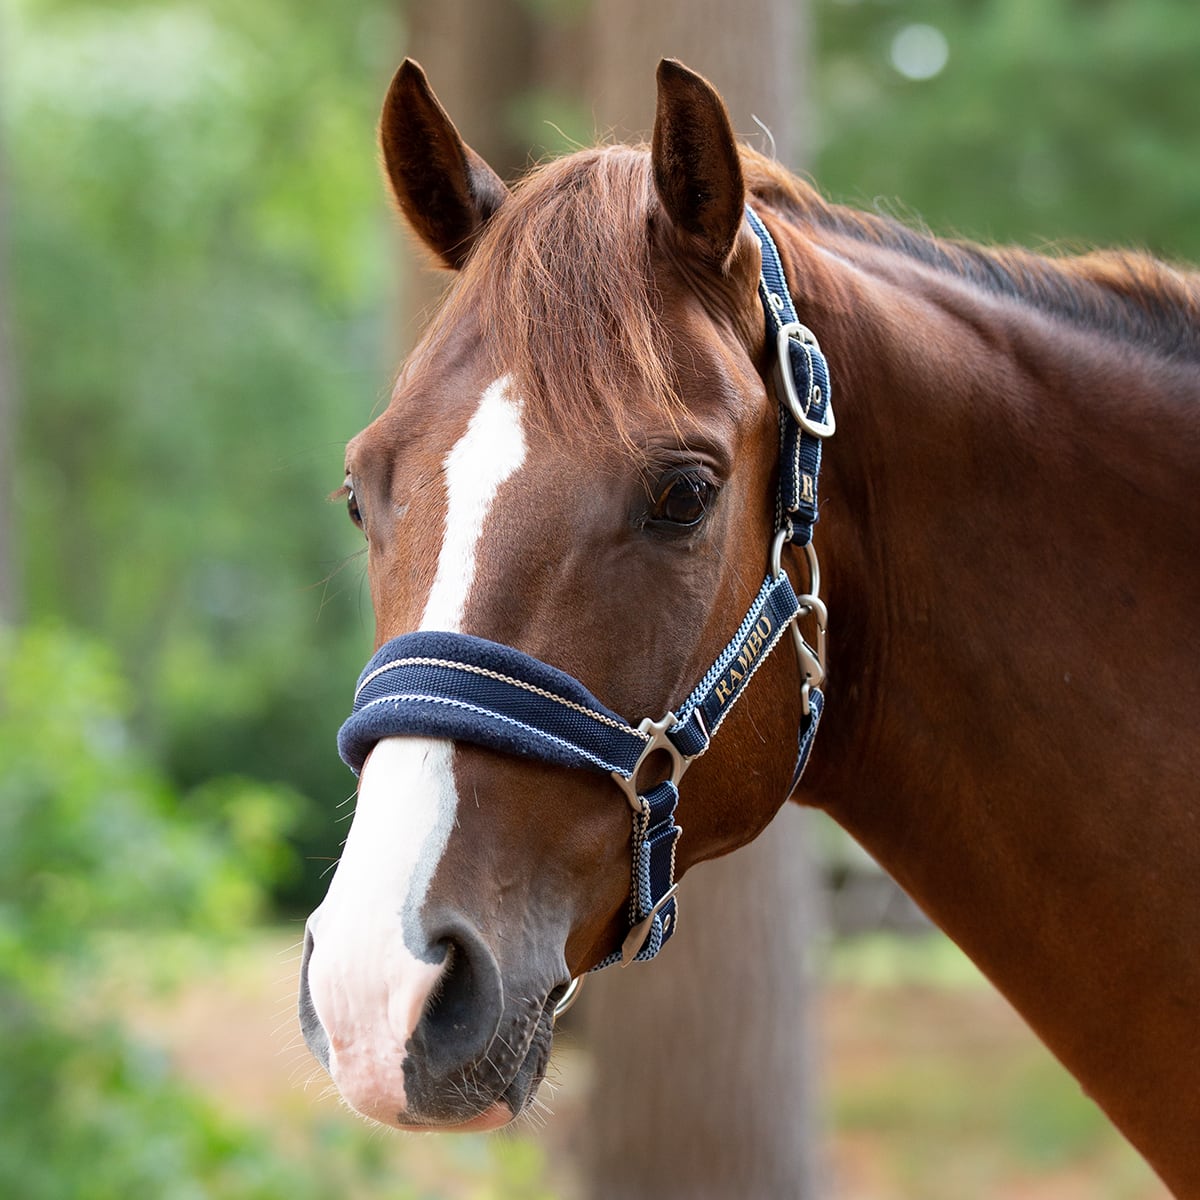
336, 203, 834, 970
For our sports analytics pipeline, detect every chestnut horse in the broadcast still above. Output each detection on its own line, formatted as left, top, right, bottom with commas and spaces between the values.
300, 58, 1200, 1193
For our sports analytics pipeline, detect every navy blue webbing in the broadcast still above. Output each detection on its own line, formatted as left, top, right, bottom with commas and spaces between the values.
745, 204, 832, 550
339, 631, 649, 778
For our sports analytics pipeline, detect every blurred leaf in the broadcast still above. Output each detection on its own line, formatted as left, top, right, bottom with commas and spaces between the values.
0, 623, 334, 1197
8, 0, 393, 910
815, 0, 1200, 261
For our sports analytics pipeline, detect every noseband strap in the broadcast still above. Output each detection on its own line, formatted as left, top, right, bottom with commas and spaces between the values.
337, 204, 833, 971
339, 632, 649, 778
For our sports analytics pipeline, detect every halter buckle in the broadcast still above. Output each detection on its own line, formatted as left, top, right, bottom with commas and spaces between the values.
611, 712, 691, 815
620, 884, 679, 967
775, 322, 836, 439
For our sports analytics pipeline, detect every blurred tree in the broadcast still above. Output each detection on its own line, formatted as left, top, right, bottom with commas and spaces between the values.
814, 0, 1200, 261
567, 11, 826, 1198
7, 0, 400, 908
397, 4, 826, 1197
408, 0, 539, 181
396, 0, 540, 335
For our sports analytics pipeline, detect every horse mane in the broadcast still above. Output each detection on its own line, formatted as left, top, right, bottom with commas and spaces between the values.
740, 150, 1200, 364
425, 144, 1200, 441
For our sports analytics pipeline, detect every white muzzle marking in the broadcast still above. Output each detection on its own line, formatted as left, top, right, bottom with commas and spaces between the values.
306, 377, 527, 1122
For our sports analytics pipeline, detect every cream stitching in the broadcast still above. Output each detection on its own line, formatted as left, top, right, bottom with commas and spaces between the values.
355, 655, 648, 740
354, 692, 632, 775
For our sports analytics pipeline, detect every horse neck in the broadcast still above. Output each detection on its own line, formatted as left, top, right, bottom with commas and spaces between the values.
790, 224, 1200, 1188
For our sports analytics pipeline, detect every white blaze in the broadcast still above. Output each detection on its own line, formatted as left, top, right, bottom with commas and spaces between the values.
422, 375, 528, 632
306, 376, 526, 1120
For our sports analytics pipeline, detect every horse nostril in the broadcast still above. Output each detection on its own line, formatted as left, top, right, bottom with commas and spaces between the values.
425, 941, 474, 1033
413, 920, 503, 1078
298, 922, 330, 1070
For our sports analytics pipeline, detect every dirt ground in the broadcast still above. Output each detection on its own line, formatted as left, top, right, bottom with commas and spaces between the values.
122, 930, 1168, 1200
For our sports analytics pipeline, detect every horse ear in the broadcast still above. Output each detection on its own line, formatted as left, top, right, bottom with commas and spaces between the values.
379, 59, 510, 270
652, 59, 746, 267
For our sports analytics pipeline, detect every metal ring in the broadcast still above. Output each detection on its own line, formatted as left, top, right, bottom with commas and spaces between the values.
552, 975, 584, 1020
771, 531, 821, 599
611, 711, 691, 814
802, 539, 820, 598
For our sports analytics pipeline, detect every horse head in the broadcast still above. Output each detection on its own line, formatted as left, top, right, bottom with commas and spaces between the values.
299, 59, 817, 1130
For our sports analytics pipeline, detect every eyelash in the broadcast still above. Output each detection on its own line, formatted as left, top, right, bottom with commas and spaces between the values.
335, 477, 365, 533
648, 468, 716, 529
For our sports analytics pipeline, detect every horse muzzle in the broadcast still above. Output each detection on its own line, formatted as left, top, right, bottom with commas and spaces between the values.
299, 907, 561, 1129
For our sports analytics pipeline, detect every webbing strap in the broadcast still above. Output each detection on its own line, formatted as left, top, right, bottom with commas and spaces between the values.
744, 203, 831, 797
339, 631, 648, 779
669, 572, 802, 758
593, 779, 680, 969
745, 205, 833, 550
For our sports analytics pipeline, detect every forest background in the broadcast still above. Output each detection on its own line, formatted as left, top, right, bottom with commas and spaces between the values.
2, 0, 1197, 1196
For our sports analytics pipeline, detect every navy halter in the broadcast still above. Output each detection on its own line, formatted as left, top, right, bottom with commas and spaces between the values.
337, 204, 834, 971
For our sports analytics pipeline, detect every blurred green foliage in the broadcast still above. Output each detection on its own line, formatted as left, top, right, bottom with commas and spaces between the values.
815, 0, 1200, 261
0, 623, 326, 1198
1, 0, 1195, 1194
0, 626, 559, 1197
0, 625, 298, 946
7, 0, 398, 910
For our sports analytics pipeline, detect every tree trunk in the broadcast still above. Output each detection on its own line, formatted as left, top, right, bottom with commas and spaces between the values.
571, 7, 827, 1197
397, 0, 537, 347
580, 809, 826, 1199
578, 0, 806, 164
398, 5, 826, 1195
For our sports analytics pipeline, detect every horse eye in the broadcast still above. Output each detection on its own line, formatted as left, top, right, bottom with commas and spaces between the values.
651, 471, 714, 527
342, 476, 364, 532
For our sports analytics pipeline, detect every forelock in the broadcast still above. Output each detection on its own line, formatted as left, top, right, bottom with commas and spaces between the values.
427, 146, 682, 450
